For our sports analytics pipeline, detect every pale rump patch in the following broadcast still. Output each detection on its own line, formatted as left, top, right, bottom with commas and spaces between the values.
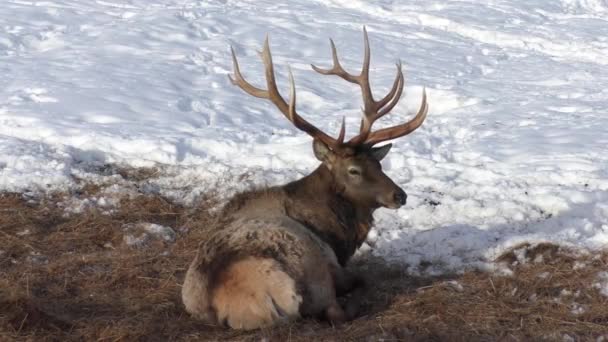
212, 257, 302, 330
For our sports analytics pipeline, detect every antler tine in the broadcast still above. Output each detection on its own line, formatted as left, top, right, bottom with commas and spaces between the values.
337, 116, 346, 144
377, 63, 405, 116
363, 88, 428, 146
287, 66, 297, 123
230, 36, 344, 150
311, 39, 358, 84
376, 61, 404, 113
260, 36, 285, 108
359, 26, 375, 114
229, 46, 268, 98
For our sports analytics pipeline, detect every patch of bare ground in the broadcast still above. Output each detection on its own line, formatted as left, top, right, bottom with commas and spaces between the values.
1, 173, 607, 341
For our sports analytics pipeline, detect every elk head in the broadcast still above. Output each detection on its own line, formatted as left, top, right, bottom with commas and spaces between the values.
229, 28, 428, 209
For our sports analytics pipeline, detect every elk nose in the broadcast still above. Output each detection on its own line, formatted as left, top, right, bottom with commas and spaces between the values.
394, 189, 407, 206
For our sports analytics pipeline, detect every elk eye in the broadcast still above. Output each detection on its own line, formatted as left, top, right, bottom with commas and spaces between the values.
348, 167, 361, 176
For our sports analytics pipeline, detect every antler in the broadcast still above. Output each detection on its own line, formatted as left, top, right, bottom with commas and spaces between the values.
229, 36, 345, 150
311, 27, 428, 146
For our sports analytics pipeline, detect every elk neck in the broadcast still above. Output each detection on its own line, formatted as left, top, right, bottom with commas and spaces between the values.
283, 164, 375, 266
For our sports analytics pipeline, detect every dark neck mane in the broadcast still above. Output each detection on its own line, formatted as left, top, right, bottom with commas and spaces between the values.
283, 164, 375, 265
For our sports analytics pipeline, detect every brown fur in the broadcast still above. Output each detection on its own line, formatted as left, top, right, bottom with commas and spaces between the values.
183, 144, 405, 330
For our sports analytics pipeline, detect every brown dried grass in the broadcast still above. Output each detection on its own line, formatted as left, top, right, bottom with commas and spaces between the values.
1, 177, 607, 341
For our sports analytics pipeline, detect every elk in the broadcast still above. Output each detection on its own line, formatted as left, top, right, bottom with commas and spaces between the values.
182, 28, 428, 330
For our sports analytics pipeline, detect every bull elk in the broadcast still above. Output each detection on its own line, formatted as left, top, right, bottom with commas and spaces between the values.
182, 28, 428, 330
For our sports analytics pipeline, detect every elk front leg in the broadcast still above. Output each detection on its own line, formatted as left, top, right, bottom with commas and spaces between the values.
331, 265, 367, 320
325, 299, 346, 326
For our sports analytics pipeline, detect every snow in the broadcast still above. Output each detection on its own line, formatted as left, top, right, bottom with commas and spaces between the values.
122, 222, 176, 248
1, 0, 607, 274
594, 272, 608, 297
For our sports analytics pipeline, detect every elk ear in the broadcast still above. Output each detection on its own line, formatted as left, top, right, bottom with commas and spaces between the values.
370, 143, 392, 161
313, 139, 335, 164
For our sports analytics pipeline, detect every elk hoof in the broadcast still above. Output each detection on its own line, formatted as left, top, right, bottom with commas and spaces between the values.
344, 299, 360, 320
326, 303, 346, 326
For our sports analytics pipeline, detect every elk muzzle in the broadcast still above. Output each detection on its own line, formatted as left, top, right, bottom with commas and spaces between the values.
377, 185, 407, 209
393, 188, 407, 207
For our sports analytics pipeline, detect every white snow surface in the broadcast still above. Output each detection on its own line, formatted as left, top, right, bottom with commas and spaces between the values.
1, 0, 607, 274
122, 222, 176, 247
594, 271, 608, 297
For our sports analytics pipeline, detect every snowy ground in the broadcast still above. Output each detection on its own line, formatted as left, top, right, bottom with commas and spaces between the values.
1, 0, 607, 274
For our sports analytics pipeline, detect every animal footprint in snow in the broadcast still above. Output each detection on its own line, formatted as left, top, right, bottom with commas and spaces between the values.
10, 88, 58, 104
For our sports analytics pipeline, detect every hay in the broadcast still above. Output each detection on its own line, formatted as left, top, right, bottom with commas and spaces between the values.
1, 182, 607, 341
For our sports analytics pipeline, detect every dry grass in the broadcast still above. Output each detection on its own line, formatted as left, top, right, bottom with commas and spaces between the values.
1, 174, 607, 341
